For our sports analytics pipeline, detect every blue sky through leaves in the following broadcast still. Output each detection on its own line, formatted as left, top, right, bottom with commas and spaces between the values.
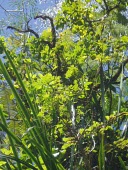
0, 0, 62, 36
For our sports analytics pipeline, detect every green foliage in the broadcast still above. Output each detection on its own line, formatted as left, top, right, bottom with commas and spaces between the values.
0, 0, 128, 169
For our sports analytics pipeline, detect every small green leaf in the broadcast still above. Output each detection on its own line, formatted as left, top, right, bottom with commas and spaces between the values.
63, 137, 74, 142
0, 161, 6, 166
62, 143, 74, 150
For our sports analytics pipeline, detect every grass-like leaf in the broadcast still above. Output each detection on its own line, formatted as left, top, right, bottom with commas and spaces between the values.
118, 156, 127, 170
98, 134, 105, 170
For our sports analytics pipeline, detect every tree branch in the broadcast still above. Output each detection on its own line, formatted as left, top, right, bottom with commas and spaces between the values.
7, 26, 39, 38
34, 15, 56, 48
112, 77, 128, 84
109, 58, 128, 83
86, 1, 121, 23
93, 58, 128, 91
103, 0, 109, 12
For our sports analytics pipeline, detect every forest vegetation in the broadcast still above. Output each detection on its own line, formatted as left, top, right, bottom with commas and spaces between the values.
0, 0, 128, 169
